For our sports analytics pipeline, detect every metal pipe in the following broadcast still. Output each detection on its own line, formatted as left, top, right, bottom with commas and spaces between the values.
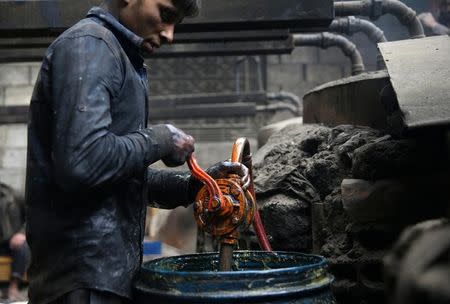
293, 33, 365, 75
334, 0, 425, 39
256, 103, 299, 115
330, 16, 387, 69
266, 91, 302, 115
219, 244, 234, 271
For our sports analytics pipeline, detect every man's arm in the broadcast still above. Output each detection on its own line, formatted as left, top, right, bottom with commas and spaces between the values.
147, 169, 196, 209
147, 161, 250, 209
50, 36, 171, 193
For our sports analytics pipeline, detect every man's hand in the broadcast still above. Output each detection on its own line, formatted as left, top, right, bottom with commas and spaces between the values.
162, 124, 195, 167
9, 233, 26, 250
205, 161, 250, 190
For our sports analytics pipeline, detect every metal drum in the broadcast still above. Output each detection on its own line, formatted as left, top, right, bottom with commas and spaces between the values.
134, 251, 335, 303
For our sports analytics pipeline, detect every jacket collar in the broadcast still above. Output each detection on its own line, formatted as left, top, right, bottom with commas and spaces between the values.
87, 7, 144, 48
86, 7, 145, 65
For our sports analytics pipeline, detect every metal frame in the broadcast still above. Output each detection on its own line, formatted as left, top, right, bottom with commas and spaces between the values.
0, 0, 334, 37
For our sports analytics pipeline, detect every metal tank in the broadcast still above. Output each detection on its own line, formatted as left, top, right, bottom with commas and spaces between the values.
134, 251, 335, 304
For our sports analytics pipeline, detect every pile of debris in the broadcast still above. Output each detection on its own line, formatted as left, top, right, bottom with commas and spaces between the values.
253, 122, 449, 303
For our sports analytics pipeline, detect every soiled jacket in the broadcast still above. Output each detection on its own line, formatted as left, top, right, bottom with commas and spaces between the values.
26, 7, 194, 304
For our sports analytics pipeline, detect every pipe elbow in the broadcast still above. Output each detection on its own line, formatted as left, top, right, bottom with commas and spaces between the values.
382, 0, 425, 38
358, 18, 388, 43
322, 33, 365, 75
334, 0, 425, 39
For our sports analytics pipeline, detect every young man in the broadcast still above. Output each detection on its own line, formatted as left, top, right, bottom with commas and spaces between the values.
26, 0, 249, 303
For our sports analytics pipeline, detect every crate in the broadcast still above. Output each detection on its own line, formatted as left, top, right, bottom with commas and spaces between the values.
0, 256, 12, 282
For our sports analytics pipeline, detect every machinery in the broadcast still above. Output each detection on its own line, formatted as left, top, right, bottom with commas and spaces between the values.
188, 138, 271, 271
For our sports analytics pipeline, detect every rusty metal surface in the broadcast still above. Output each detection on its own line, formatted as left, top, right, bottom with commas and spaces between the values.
378, 36, 450, 131
0, 0, 333, 37
303, 71, 391, 129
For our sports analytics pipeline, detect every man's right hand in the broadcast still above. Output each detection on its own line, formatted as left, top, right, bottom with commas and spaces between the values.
162, 124, 195, 167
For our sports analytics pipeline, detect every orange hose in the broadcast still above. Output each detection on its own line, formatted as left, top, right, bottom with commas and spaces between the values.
231, 139, 272, 252
187, 153, 225, 211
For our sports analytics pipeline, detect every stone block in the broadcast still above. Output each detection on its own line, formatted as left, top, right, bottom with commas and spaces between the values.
0, 148, 27, 169
318, 47, 348, 65
266, 54, 282, 65
0, 168, 26, 193
305, 64, 343, 84
30, 63, 42, 85
267, 63, 303, 93
4, 85, 34, 105
0, 87, 4, 105
0, 125, 28, 148
282, 47, 319, 64
0, 64, 30, 86
267, 47, 318, 65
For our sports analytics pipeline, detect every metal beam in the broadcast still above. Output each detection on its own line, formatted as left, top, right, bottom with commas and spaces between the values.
0, 0, 334, 37
0, 38, 294, 63
0, 30, 291, 49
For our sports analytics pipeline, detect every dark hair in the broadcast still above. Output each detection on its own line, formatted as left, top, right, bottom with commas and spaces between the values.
172, 0, 199, 17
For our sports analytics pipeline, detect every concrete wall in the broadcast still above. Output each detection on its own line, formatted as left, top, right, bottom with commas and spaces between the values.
266, 46, 352, 100
0, 63, 41, 192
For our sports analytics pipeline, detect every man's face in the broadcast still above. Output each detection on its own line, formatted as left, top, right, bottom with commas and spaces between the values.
119, 0, 184, 54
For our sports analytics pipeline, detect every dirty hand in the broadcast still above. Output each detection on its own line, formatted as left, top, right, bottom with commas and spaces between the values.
9, 232, 26, 250
205, 161, 251, 190
162, 124, 195, 167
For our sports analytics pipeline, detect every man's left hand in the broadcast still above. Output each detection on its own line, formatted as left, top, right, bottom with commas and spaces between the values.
9, 233, 26, 250
205, 161, 250, 190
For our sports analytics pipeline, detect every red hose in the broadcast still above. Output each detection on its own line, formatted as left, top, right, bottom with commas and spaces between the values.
187, 154, 225, 211
232, 138, 272, 252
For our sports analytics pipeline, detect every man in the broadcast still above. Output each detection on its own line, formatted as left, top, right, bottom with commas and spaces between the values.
0, 182, 29, 302
418, 0, 450, 36
26, 0, 249, 303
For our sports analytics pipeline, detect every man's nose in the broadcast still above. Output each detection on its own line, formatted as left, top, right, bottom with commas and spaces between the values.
160, 24, 175, 44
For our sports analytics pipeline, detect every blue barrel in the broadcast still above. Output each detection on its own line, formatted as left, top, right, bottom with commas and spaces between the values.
134, 251, 335, 303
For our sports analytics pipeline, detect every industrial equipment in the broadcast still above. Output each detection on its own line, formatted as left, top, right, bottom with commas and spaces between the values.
188, 138, 271, 271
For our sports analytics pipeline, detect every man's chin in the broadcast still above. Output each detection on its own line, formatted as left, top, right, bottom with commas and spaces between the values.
140, 46, 154, 57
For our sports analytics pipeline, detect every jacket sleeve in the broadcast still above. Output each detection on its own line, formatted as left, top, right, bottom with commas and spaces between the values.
147, 168, 199, 209
50, 36, 169, 193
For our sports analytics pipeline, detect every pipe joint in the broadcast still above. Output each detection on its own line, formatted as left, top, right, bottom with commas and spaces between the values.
382, 0, 425, 38
334, 0, 425, 39
369, 0, 384, 20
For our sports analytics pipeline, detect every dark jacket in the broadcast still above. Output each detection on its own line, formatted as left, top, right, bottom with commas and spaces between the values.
26, 7, 194, 304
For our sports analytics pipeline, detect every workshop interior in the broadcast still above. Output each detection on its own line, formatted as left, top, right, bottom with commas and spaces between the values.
0, 0, 449, 303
